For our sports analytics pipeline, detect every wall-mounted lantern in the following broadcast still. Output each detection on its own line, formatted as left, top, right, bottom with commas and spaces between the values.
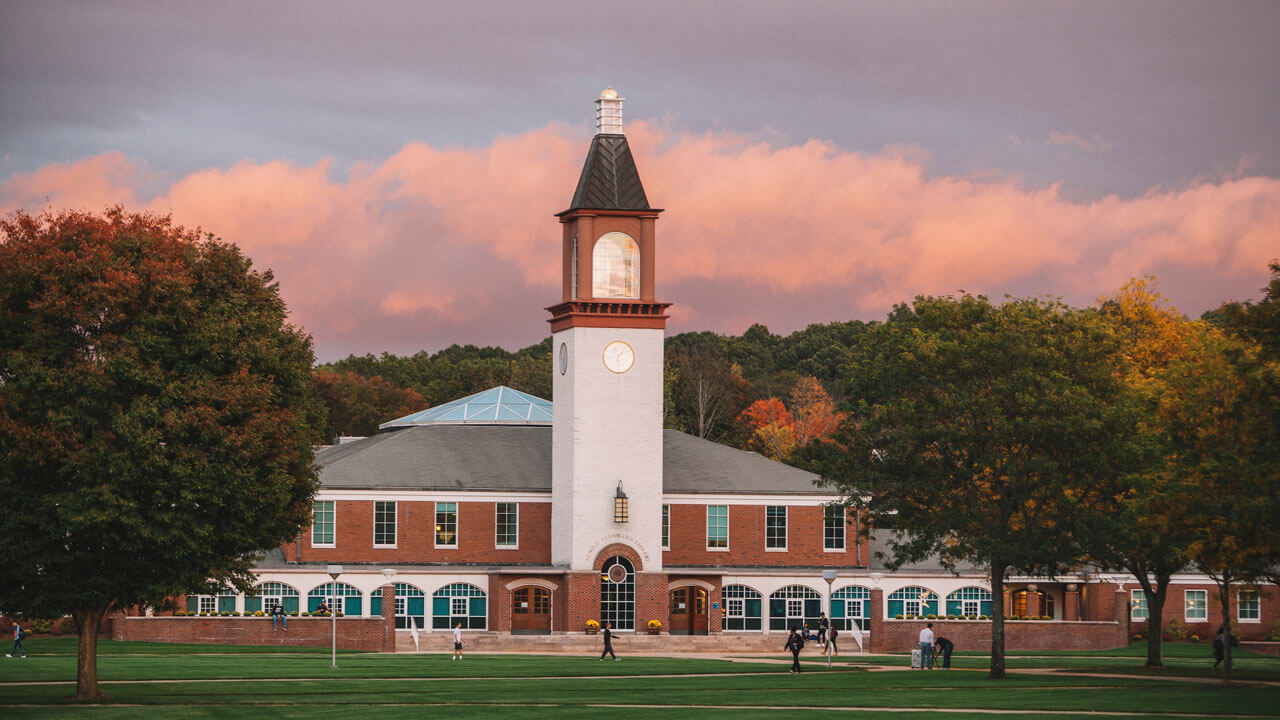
614, 482, 629, 523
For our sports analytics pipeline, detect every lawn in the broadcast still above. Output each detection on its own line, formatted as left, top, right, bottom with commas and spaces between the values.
1, 639, 1277, 719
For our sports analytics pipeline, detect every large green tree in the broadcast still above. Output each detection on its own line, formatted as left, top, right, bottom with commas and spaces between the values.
0, 208, 322, 700
803, 295, 1136, 678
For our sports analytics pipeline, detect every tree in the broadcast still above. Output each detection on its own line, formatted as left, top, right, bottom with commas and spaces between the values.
738, 397, 796, 461
668, 336, 750, 441
1091, 279, 1204, 667
312, 370, 426, 440
802, 294, 1136, 678
0, 208, 322, 700
1205, 259, 1280, 359
789, 375, 844, 447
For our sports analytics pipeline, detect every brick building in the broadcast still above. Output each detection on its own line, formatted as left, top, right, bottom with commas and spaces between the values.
173, 89, 1276, 651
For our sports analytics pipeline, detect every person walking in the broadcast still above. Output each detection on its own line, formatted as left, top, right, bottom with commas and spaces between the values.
784, 627, 804, 673
7, 622, 25, 658
817, 612, 830, 649
1212, 625, 1237, 669
600, 621, 618, 661
918, 623, 935, 670
828, 625, 839, 657
934, 636, 954, 669
452, 622, 464, 660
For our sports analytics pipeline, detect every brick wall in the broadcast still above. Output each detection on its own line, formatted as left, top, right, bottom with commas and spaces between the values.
1120, 582, 1279, 641
663, 504, 866, 567
869, 619, 1129, 653
111, 614, 393, 652
283, 500, 552, 565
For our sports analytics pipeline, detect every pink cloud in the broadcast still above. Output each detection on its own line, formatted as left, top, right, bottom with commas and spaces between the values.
4, 125, 1278, 360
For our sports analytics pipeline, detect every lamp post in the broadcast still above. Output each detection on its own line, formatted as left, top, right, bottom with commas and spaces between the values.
327, 565, 342, 669
822, 570, 837, 668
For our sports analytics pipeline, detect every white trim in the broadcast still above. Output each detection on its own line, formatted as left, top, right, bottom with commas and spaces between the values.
1238, 590, 1261, 623
373, 500, 397, 548
666, 493, 840, 506
495, 501, 519, 550
1184, 588, 1208, 622
765, 505, 788, 551
504, 578, 558, 592
668, 578, 716, 592
310, 499, 336, 548
706, 505, 729, 551
434, 501, 459, 549
319, 490, 550, 502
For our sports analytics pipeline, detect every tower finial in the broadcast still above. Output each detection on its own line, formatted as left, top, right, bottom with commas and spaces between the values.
595, 87, 623, 134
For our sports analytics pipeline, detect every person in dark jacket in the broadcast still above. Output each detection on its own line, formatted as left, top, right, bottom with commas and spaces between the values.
1212, 626, 1238, 669
785, 627, 805, 672
934, 636, 954, 669
600, 621, 617, 661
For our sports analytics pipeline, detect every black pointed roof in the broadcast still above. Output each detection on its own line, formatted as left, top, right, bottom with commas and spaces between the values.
561, 133, 652, 214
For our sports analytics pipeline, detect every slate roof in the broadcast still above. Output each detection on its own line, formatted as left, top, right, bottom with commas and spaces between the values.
562, 134, 651, 213
379, 386, 553, 429
316, 426, 827, 496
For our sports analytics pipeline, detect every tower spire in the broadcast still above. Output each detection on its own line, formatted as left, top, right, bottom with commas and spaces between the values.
595, 87, 623, 135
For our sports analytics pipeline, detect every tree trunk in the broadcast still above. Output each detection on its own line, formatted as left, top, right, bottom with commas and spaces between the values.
1215, 576, 1233, 683
1144, 583, 1167, 668
73, 608, 106, 701
988, 563, 1007, 679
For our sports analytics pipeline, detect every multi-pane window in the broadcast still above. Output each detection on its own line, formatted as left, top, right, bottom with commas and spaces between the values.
309, 582, 363, 616
706, 505, 728, 549
1185, 589, 1208, 621
436, 502, 458, 547
1239, 591, 1260, 621
1131, 590, 1148, 620
374, 501, 396, 546
496, 502, 518, 547
723, 585, 763, 630
592, 232, 639, 298
198, 596, 217, 614
432, 583, 487, 630
312, 500, 334, 545
661, 504, 670, 549
765, 506, 787, 549
599, 556, 635, 630
945, 587, 993, 617
246, 581, 300, 615
823, 505, 845, 550
768, 585, 823, 631
887, 587, 940, 618
832, 586, 871, 630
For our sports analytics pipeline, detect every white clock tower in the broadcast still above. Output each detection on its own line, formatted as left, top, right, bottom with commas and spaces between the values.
549, 88, 669, 575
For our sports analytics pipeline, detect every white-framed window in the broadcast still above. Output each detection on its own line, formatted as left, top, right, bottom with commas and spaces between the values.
373, 501, 396, 547
451, 597, 468, 616
765, 506, 787, 550
312, 500, 335, 546
496, 502, 518, 548
1131, 590, 1148, 620
727, 598, 744, 617
1185, 589, 1208, 621
661, 504, 670, 549
1239, 591, 1260, 622
787, 598, 803, 617
823, 505, 845, 551
198, 596, 217, 614
435, 502, 458, 547
706, 505, 728, 549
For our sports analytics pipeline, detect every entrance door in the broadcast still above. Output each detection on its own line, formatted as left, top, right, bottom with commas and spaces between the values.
511, 586, 551, 634
668, 587, 709, 635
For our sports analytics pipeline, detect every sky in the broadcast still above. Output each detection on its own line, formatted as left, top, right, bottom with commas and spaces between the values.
2, 1, 1278, 362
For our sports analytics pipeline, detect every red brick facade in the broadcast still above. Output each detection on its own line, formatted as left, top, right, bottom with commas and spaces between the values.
663, 504, 868, 567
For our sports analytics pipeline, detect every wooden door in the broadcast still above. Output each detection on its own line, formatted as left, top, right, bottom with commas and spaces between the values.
668, 587, 709, 635
512, 586, 551, 634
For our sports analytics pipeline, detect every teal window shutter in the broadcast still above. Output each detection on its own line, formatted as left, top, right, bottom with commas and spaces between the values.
309, 597, 322, 612
888, 599, 903, 616
218, 596, 235, 613
186, 596, 198, 613
432, 597, 449, 616
345, 597, 362, 616
409, 597, 425, 616
469, 597, 486, 617
371, 596, 381, 615
245, 597, 261, 613
283, 596, 299, 614
831, 600, 846, 619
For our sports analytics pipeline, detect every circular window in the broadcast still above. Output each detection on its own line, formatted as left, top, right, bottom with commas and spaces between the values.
607, 564, 628, 584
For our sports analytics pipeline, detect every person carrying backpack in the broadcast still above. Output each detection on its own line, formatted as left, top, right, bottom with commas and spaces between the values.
784, 627, 805, 672
7, 622, 25, 658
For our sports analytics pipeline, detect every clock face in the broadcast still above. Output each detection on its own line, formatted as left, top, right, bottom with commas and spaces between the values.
558, 343, 568, 375
602, 340, 635, 374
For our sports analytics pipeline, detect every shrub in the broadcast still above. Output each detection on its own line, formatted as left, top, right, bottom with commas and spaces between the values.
894, 614, 904, 619
288, 611, 298, 617
926, 614, 937, 620
1164, 617, 1189, 641
1189, 634, 1200, 642
1265, 619, 1280, 641
1133, 632, 1144, 641
301, 611, 310, 616
585, 619, 600, 629
254, 611, 264, 617
336, 611, 344, 617
647, 619, 662, 630
219, 610, 230, 617
978, 615, 988, 620
946, 614, 956, 620
175, 610, 186, 617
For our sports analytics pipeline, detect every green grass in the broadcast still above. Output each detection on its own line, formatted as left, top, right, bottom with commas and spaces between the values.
2, 640, 1278, 719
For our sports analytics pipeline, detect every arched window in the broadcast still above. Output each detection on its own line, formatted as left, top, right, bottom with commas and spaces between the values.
309, 582, 363, 616
433, 583, 487, 629
768, 585, 822, 631
945, 587, 992, 618
887, 586, 940, 618
600, 556, 635, 630
246, 581, 300, 614
592, 232, 639, 298
395, 583, 426, 630
722, 585, 762, 631
185, 584, 236, 615
832, 586, 871, 631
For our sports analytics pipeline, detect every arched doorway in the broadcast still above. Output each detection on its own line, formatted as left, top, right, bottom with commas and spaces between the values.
668, 586, 708, 635
600, 556, 635, 630
1011, 589, 1055, 619
512, 586, 551, 634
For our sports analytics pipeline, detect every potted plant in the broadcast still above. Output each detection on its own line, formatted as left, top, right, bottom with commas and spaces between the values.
647, 619, 662, 634
254, 610, 264, 617
585, 619, 600, 634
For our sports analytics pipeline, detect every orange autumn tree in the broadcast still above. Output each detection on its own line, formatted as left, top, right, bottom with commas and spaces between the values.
738, 397, 796, 461
790, 375, 845, 447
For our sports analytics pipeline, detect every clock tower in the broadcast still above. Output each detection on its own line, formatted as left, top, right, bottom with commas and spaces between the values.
549, 88, 670, 580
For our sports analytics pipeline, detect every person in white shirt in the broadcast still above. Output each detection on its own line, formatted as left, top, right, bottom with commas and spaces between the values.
918, 623, 935, 670
452, 622, 463, 660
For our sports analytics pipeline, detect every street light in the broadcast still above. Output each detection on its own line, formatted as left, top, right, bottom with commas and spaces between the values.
327, 565, 342, 669
822, 570, 837, 668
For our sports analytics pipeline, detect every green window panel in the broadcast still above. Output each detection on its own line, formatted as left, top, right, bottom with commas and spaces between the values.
245, 597, 262, 613
469, 597, 486, 617
409, 597, 426, 616
218, 596, 236, 613
371, 596, 381, 615
344, 597, 362, 616
283, 596, 299, 614
186, 596, 198, 613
